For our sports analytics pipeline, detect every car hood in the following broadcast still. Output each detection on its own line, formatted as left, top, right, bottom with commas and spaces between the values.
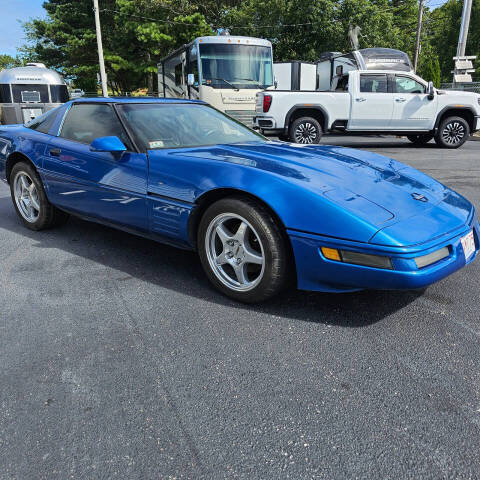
149, 141, 474, 246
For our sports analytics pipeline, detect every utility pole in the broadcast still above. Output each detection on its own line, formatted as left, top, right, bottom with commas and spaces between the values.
452, 0, 476, 84
413, 0, 424, 73
456, 0, 473, 57
93, 0, 108, 97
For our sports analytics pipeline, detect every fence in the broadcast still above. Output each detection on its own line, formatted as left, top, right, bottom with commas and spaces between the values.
440, 82, 480, 94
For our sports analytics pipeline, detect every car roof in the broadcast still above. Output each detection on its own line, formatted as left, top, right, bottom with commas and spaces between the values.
70, 97, 206, 105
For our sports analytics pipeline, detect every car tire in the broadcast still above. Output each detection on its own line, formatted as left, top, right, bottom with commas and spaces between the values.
197, 196, 291, 303
434, 116, 470, 149
10, 161, 69, 231
289, 117, 323, 144
407, 133, 434, 145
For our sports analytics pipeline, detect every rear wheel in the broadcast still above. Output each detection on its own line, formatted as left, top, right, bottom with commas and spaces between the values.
10, 161, 69, 231
198, 197, 290, 303
407, 133, 434, 146
434, 116, 469, 149
289, 117, 322, 144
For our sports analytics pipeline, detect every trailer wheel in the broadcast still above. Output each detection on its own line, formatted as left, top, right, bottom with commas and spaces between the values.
289, 117, 322, 144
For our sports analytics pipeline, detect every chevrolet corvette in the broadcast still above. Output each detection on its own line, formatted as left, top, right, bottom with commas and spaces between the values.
0, 98, 478, 302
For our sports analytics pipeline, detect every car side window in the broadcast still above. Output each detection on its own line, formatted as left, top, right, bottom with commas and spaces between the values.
25, 107, 59, 134
60, 103, 132, 149
395, 76, 426, 94
360, 75, 388, 93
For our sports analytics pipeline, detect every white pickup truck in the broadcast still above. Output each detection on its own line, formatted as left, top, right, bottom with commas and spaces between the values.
254, 69, 480, 148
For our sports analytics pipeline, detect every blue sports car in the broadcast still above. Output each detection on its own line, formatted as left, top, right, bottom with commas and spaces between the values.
0, 98, 478, 302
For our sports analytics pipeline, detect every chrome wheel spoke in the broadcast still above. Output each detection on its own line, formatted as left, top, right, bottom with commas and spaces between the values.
216, 250, 229, 265
233, 263, 248, 285
233, 221, 248, 243
14, 172, 40, 223
243, 246, 263, 265
30, 194, 40, 212
216, 224, 233, 244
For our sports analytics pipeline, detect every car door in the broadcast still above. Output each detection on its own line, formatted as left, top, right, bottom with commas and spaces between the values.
42, 102, 148, 231
348, 73, 394, 130
390, 75, 437, 130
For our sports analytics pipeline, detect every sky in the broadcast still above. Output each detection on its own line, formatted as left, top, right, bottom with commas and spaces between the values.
1, 0, 451, 58
0, 0, 46, 56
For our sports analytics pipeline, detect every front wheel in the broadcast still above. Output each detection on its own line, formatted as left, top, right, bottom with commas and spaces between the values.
434, 116, 469, 149
407, 133, 434, 146
289, 117, 323, 144
198, 197, 291, 303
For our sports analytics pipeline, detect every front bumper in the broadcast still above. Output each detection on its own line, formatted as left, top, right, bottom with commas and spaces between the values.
288, 219, 480, 292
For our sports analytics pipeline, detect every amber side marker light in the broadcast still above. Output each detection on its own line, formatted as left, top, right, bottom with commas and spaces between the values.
321, 247, 393, 269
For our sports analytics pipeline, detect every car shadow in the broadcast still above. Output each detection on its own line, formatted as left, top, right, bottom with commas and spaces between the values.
0, 196, 422, 328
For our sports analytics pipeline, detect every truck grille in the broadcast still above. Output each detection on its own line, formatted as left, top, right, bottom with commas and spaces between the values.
225, 110, 256, 127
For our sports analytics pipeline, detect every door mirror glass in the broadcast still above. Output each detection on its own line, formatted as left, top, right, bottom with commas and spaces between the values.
336, 65, 344, 76
90, 136, 127, 153
427, 81, 435, 100
187, 73, 195, 86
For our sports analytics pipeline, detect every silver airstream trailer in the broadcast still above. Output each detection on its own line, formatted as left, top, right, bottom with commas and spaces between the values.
0, 63, 69, 125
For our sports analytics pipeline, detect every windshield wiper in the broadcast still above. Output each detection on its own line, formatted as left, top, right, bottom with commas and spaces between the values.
209, 77, 239, 91
233, 77, 264, 89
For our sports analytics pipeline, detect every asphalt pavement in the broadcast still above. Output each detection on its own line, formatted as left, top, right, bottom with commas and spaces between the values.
1, 136, 480, 479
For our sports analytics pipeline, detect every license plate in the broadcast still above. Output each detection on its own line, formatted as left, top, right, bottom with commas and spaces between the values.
461, 230, 476, 261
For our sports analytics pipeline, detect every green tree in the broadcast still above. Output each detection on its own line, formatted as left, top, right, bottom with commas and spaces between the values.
0, 54, 24, 70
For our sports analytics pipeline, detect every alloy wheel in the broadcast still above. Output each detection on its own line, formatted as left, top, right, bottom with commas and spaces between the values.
442, 121, 465, 145
205, 213, 265, 292
294, 122, 318, 144
13, 172, 40, 223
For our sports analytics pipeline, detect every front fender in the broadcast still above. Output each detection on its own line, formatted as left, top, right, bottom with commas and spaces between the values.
147, 148, 381, 243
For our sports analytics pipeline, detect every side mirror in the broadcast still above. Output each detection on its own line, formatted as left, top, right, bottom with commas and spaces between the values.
336, 65, 344, 76
274, 77, 278, 89
427, 81, 435, 100
187, 73, 195, 86
90, 136, 127, 153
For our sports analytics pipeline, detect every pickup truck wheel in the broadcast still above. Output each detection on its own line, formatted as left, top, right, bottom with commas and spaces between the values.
434, 116, 469, 149
198, 197, 290, 303
289, 117, 322, 144
407, 134, 433, 145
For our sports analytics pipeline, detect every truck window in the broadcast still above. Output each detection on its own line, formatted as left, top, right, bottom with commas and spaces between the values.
360, 75, 387, 93
394, 76, 425, 94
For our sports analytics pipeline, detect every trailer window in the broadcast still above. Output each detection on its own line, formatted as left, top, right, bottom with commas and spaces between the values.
360, 75, 387, 93
50, 85, 69, 103
12, 84, 49, 103
0, 84, 12, 103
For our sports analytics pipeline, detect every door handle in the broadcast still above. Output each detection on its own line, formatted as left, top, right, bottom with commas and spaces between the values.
395, 97, 406, 102
50, 148, 61, 157
356, 98, 366, 102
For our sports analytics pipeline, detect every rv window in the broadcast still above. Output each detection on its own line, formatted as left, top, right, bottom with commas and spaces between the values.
175, 63, 183, 86
25, 106, 60, 134
360, 75, 387, 93
12, 84, 49, 104
0, 84, 12, 103
60, 103, 132, 149
188, 46, 199, 88
50, 85, 69, 103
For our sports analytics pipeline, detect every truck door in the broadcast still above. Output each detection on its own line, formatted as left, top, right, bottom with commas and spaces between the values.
348, 73, 394, 130
390, 75, 437, 130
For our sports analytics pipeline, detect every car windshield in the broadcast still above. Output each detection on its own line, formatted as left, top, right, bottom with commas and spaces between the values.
117, 103, 266, 150
199, 44, 273, 89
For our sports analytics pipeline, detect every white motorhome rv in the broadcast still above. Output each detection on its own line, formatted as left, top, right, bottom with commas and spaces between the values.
158, 36, 274, 126
0, 63, 69, 124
